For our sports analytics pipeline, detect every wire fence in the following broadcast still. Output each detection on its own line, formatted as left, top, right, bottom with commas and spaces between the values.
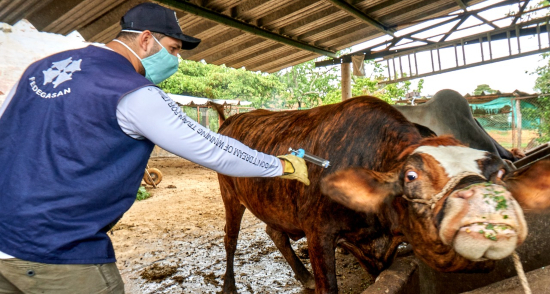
471, 97, 542, 151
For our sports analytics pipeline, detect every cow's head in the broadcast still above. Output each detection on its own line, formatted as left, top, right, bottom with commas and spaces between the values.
321, 137, 550, 272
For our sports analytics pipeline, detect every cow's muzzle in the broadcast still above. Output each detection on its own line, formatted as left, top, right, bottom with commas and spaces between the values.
438, 183, 528, 261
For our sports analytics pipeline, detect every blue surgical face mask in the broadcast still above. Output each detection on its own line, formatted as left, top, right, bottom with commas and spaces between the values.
114, 35, 179, 84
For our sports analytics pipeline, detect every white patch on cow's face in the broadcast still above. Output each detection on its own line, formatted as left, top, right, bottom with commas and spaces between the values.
413, 146, 487, 177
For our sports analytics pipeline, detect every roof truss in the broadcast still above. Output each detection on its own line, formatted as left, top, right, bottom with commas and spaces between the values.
317, 0, 535, 67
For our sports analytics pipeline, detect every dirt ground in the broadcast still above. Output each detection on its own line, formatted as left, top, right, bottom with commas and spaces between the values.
486, 130, 539, 149
110, 157, 372, 294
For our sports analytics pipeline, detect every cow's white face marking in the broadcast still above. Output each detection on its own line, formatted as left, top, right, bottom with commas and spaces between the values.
413, 146, 487, 177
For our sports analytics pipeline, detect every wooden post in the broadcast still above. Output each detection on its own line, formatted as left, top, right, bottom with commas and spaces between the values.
218, 106, 224, 129
342, 62, 351, 100
511, 99, 516, 148
516, 99, 522, 149
197, 107, 200, 125
205, 107, 209, 130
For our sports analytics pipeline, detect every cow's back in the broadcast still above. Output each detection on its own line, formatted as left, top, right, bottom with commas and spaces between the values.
394, 89, 516, 160
217, 96, 420, 235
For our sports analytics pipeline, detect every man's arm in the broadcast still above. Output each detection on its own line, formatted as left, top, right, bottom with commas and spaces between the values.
117, 86, 283, 177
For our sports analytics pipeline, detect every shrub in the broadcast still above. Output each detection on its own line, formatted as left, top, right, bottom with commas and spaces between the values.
136, 186, 151, 201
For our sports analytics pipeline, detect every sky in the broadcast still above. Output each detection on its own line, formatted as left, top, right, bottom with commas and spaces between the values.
409, 54, 545, 96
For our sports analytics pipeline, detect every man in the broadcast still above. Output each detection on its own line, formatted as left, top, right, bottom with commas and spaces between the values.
0, 3, 308, 293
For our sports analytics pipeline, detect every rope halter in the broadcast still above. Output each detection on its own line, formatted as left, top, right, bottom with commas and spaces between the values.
402, 171, 533, 294
401, 171, 485, 210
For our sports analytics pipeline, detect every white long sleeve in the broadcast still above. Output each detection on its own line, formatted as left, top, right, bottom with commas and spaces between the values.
116, 86, 283, 177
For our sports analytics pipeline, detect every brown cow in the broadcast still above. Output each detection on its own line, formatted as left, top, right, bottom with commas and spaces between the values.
216, 96, 550, 294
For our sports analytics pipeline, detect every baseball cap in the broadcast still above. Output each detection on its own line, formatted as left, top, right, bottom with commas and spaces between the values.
120, 3, 201, 50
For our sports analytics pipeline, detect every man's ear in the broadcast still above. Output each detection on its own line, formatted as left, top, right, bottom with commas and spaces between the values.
137, 30, 154, 52
320, 167, 402, 214
505, 158, 550, 212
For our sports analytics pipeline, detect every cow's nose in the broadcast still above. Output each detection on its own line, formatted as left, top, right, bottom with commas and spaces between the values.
455, 189, 474, 199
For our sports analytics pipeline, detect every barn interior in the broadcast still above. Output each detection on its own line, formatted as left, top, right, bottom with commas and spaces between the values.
1, 0, 550, 293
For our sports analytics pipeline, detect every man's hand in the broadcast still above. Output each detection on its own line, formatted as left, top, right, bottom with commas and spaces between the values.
277, 154, 310, 185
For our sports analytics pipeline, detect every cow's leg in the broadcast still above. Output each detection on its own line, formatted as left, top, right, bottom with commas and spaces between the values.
265, 226, 315, 289
222, 201, 246, 294
306, 232, 338, 294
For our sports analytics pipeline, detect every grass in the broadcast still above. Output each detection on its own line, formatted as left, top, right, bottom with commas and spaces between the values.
136, 186, 151, 201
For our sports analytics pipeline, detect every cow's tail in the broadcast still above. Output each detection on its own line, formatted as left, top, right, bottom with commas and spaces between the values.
208, 102, 226, 123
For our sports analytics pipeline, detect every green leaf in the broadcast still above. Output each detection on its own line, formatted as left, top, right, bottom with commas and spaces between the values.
136, 186, 151, 201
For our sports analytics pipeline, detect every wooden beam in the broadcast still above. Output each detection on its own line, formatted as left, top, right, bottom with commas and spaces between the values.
24, 0, 82, 31
78, 0, 147, 41
252, 0, 319, 28
227, 0, 267, 20
189, 33, 258, 61
156, 0, 337, 58
516, 99, 522, 149
179, 26, 240, 59
1, 0, 54, 25
295, 16, 356, 43
207, 38, 269, 64
316, 14, 549, 67
455, 0, 468, 10
248, 50, 310, 72
183, 18, 220, 37
341, 63, 351, 100
275, 6, 340, 36
325, 0, 394, 36
472, 14, 498, 29
379, 0, 457, 23
225, 43, 285, 68
48, 0, 127, 35
261, 53, 319, 73
512, 1, 529, 25
440, 16, 467, 42
512, 98, 516, 148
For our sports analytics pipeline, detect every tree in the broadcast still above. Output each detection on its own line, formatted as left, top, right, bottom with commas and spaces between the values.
160, 57, 425, 110
528, 52, 550, 142
160, 60, 283, 108
473, 84, 497, 95
324, 60, 424, 105
276, 60, 340, 109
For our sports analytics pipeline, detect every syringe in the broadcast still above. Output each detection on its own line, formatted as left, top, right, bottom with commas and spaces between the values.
289, 148, 330, 168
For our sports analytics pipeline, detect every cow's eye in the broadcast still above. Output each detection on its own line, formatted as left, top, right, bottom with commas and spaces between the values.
405, 171, 418, 182
496, 169, 505, 180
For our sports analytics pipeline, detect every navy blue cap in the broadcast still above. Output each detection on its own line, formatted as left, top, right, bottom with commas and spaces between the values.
120, 3, 201, 50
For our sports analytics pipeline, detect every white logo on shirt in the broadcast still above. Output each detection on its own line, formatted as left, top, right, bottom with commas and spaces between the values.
42, 57, 82, 88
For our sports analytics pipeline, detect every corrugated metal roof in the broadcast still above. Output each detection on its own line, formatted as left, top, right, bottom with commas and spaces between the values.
0, 0, 483, 73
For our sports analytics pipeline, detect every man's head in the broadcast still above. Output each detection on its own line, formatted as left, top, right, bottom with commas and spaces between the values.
119, 2, 200, 50
110, 3, 201, 84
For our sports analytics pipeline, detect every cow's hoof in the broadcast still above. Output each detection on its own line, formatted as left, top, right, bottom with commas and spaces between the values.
222, 284, 238, 294
303, 278, 315, 290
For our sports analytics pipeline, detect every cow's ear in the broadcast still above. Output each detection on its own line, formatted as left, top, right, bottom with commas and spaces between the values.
505, 158, 550, 212
321, 167, 402, 214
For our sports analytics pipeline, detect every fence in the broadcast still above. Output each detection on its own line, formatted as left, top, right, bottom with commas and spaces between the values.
469, 96, 542, 151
